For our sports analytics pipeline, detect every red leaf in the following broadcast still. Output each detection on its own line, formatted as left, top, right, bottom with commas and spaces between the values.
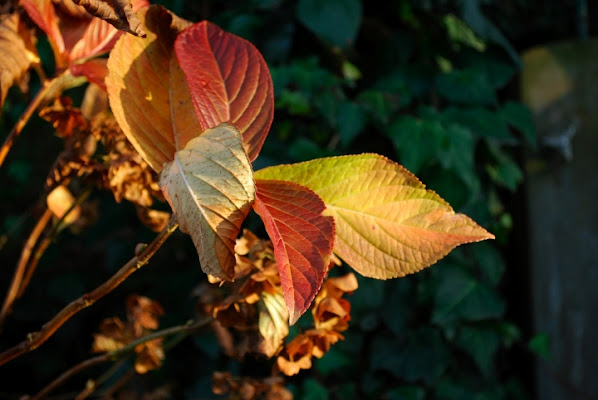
70, 58, 108, 90
22, 0, 149, 67
253, 180, 335, 325
175, 21, 274, 162
21, 0, 65, 60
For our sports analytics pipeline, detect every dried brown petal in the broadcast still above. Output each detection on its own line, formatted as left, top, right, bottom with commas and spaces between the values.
212, 371, 233, 395
266, 384, 293, 400
276, 334, 313, 376
136, 207, 170, 232
126, 295, 164, 336
306, 329, 343, 358
39, 97, 88, 138
134, 338, 164, 374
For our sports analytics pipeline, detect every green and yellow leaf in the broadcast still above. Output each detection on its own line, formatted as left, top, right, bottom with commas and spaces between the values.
255, 154, 494, 279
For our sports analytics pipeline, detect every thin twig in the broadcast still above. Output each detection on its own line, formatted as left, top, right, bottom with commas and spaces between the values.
30, 318, 213, 400
0, 216, 178, 366
0, 70, 83, 169
17, 186, 94, 299
0, 82, 52, 169
0, 208, 52, 329
97, 367, 136, 399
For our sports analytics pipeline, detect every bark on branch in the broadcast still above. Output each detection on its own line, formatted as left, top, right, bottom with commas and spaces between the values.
0, 216, 178, 366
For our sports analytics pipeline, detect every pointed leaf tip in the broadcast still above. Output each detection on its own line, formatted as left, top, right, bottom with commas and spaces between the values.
159, 123, 255, 279
175, 20, 274, 162
255, 154, 494, 280
254, 179, 335, 325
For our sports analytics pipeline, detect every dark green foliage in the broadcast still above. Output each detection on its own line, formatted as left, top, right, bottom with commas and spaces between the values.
0, 0, 536, 398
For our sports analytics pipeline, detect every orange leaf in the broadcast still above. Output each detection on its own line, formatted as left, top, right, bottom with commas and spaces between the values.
21, 0, 65, 61
276, 334, 313, 376
159, 123, 255, 279
106, 5, 196, 172
175, 21, 274, 162
253, 180, 335, 324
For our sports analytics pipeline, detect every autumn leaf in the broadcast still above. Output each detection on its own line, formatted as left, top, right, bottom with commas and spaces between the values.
20, 0, 64, 60
92, 295, 164, 374
258, 290, 289, 357
175, 21, 274, 162
106, 5, 196, 172
276, 334, 313, 376
312, 273, 357, 332
21, 0, 148, 69
159, 123, 255, 280
255, 154, 494, 279
69, 0, 147, 38
0, 13, 38, 111
253, 180, 335, 324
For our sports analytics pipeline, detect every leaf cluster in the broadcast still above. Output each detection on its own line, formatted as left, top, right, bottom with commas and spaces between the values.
0, 0, 536, 399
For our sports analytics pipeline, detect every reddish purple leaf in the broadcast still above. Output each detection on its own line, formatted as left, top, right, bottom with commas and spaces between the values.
70, 58, 108, 90
175, 21, 274, 162
253, 180, 335, 325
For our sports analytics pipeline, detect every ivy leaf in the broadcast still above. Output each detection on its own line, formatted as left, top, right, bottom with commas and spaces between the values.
255, 154, 494, 279
499, 101, 536, 146
106, 5, 196, 172
432, 264, 505, 324
254, 179, 335, 324
0, 13, 38, 110
258, 290, 289, 357
175, 20, 274, 162
159, 123, 255, 280
296, 0, 362, 48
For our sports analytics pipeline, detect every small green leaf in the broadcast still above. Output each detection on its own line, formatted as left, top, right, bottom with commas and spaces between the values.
301, 378, 329, 400
432, 264, 505, 324
337, 101, 366, 148
500, 101, 536, 146
443, 14, 486, 52
342, 60, 362, 81
436, 69, 497, 106
357, 90, 392, 123
455, 325, 500, 376
371, 328, 451, 383
277, 89, 311, 115
529, 333, 551, 360
441, 107, 512, 140
470, 242, 505, 286
485, 144, 523, 191
386, 386, 426, 400
388, 116, 445, 174
296, 0, 362, 48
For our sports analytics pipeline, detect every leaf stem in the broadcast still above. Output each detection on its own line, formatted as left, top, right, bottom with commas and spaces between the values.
0, 216, 178, 366
29, 317, 212, 400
